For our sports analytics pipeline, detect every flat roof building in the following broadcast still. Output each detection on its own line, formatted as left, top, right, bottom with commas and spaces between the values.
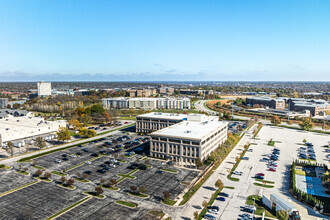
37, 81, 52, 97
246, 97, 285, 110
0, 98, 8, 109
150, 114, 228, 166
136, 112, 187, 134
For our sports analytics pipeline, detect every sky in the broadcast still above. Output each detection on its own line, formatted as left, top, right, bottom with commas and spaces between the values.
0, 0, 329, 81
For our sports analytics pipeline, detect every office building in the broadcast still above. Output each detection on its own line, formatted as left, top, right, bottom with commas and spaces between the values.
150, 114, 228, 166
246, 97, 285, 110
136, 112, 187, 133
287, 98, 330, 116
37, 81, 52, 97
0, 98, 8, 109
102, 97, 129, 109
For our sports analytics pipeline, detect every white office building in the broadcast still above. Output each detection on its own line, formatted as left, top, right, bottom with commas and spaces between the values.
150, 114, 228, 166
37, 81, 52, 97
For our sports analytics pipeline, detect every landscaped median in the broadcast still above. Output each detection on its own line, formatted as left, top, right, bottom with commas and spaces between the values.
129, 191, 149, 198
83, 191, 106, 199
198, 187, 223, 220
246, 195, 276, 218
117, 169, 139, 183
0, 164, 11, 169
161, 168, 178, 173
115, 200, 137, 208
227, 143, 251, 182
45, 197, 90, 220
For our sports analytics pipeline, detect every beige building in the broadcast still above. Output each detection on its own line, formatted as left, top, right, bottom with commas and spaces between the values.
150, 114, 228, 166
136, 112, 187, 133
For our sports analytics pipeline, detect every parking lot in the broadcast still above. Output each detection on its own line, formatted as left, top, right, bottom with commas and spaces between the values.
0, 181, 85, 220
0, 169, 35, 194
211, 125, 330, 220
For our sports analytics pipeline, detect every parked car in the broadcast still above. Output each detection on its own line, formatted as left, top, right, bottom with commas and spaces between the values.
97, 169, 106, 174
242, 157, 249, 160
260, 158, 269, 162
233, 171, 243, 175
85, 161, 92, 164
217, 197, 226, 201
256, 173, 265, 176
82, 148, 89, 152
83, 171, 92, 175
70, 154, 76, 158
156, 170, 164, 174
62, 157, 69, 161
268, 168, 276, 172
208, 209, 219, 214
55, 159, 62, 163
203, 214, 216, 220
255, 175, 264, 180
91, 153, 99, 157
219, 192, 229, 197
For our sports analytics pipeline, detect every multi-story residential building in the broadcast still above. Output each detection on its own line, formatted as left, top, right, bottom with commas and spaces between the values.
150, 114, 228, 166
102, 97, 129, 109
0, 98, 8, 109
246, 97, 285, 110
136, 112, 187, 133
129, 89, 157, 97
37, 81, 52, 97
102, 97, 191, 110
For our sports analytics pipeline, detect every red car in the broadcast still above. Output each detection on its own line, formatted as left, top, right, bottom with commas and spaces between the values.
124, 121, 128, 124
268, 168, 276, 172
256, 173, 265, 176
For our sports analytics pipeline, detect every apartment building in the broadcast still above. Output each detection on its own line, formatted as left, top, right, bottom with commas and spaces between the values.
246, 97, 285, 110
150, 114, 228, 166
102, 97, 191, 110
136, 112, 187, 133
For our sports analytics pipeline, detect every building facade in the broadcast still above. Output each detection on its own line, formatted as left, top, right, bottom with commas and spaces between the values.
150, 114, 228, 166
37, 82, 52, 97
287, 98, 330, 116
102, 97, 191, 110
0, 98, 8, 109
136, 112, 187, 133
246, 97, 285, 110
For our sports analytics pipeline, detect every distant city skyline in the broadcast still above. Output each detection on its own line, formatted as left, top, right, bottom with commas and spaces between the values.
0, 0, 329, 81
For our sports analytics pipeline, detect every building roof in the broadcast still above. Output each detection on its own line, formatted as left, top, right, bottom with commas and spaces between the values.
137, 112, 187, 120
151, 117, 226, 140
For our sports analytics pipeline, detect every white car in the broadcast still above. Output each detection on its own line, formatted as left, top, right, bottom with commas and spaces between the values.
85, 161, 92, 165
109, 164, 116, 168
208, 209, 219, 215
70, 154, 76, 158
55, 159, 62, 163
233, 171, 243, 175
247, 149, 253, 152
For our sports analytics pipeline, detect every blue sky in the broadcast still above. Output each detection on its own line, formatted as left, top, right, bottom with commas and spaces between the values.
0, 0, 329, 81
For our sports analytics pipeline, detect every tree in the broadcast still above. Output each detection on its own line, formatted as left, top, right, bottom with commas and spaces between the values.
299, 117, 314, 131
271, 115, 281, 126
35, 169, 43, 177
287, 120, 293, 125
195, 157, 203, 169
35, 137, 46, 150
6, 141, 14, 157
163, 191, 170, 200
12, 103, 21, 109
303, 139, 307, 143
60, 176, 67, 183
79, 128, 96, 138
66, 178, 75, 186
100, 178, 105, 184
215, 179, 224, 189
130, 185, 137, 193
276, 209, 289, 220
68, 119, 82, 130
110, 179, 117, 186
193, 211, 199, 220
95, 186, 104, 195
138, 186, 147, 194
104, 112, 111, 122
202, 200, 208, 208
43, 172, 52, 179
57, 127, 71, 142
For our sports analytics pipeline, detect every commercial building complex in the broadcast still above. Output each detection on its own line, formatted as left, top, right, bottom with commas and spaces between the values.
246, 97, 285, 110
37, 81, 52, 97
150, 114, 228, 166
0, 114, 67, 147
102, 97, 191, 110
287, 98, 330, 116
0, 98, 8, 109
136, 112, 187, 133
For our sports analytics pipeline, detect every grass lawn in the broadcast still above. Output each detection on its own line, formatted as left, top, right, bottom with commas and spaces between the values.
161, 168, 178, 173
246, 195, 276, 218
115, 200, 137, 208
162, 198, 176, 206
83, 191, 105, 199
117, 159, 127, 163
16, 170, 29, 175
51, 171, 66, 176
74, 177, 90, 183
0, 164, 11, 169
119, 116, 136, 120
267, 141, 275, 146
253, 182, 274, 188
224, 186, 235, 189
58, 184, 75, 190
100, 184, 119, 191
227, 174, 240, 182
148, 210, 165, 218
129, 192, 149, 198
36, 177, 52, 182
255, 179, 275, 184
33, 165, 46, 170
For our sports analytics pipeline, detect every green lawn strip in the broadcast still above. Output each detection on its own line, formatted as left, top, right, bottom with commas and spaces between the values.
0, 164, 12, 169
198, 188, 223, 219
65, 156, 102, 172
267, 141, 275, 146
179, 170, 214, 205
254, 179, 275, 184
97, 123, 135, 136
161, 168, 178, 173
83, 191, 105, 199
246, 195, 276, 218
295, 169, 306, 176
0, 181, 38, 197
74, 177, 90, 183
115, 200, 137, 208
16, 170, 30, 175
18, 125, 135, 163
227, 175, 240, 182
117, 160, 127, 163
253, 182, 274, 188
51, 171, 66, 176
100, 184, 119, 191
33, 165, 46, 170
117, 169, 139, 182
227, 143, 251, 182
46, 197, 90, 220
119, 116, 136, 120
129, 192, 149, 198
162, 198, 176, 206
224, 186, 235, 189
57, 184, 76, 190
148, 210, 165, 218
